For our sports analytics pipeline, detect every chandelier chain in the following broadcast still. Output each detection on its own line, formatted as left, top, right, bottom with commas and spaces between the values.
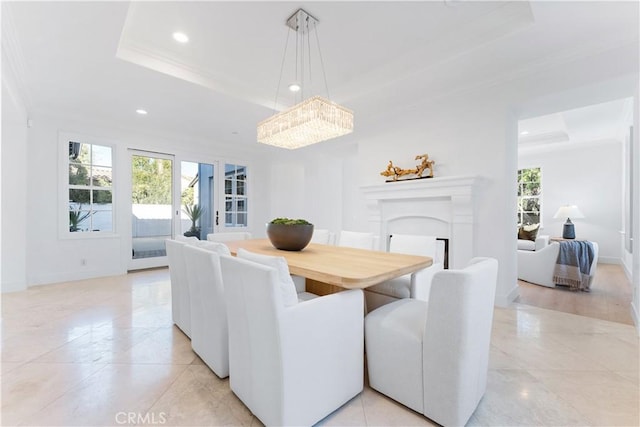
307, 17, 313, 99
273, 28, 292, 113
300, 20, 304, 100
314, 23, 330, 100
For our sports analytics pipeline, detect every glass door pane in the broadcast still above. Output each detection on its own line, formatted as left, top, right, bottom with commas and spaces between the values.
180, 161, 215, 240
130, 153, 173, 267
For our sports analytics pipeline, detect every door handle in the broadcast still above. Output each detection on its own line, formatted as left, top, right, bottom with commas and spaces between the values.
215, 210, 219, 226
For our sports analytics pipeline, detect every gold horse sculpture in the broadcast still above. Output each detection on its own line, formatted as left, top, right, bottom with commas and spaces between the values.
380, 154, 435, 181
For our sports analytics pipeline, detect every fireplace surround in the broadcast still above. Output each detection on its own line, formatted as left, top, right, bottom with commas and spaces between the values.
362, 176, 478, 269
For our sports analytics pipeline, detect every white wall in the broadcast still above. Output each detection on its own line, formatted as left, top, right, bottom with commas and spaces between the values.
356, 92, 519, 306
631, 86, 640, 330
1, 77, 28, 292
21, 113, 270, 287
519, 140, 623, 263
267, 143, 357, 234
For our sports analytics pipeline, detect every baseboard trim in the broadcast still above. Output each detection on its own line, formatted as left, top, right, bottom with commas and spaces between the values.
1, 280, 27, 293
496, 283, 519, 307
598, 256, 621, 265
622, 262, 633, 282
28, 267, 125, 287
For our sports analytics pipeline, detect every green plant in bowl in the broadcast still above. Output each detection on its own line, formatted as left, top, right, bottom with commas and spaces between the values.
270, 218, 312, 225
267, 218, 314, 251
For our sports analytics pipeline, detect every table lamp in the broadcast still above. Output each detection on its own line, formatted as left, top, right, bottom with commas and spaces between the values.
553, 205, 584, 239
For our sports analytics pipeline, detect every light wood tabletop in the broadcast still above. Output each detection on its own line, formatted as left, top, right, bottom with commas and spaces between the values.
224, 239, 433, 289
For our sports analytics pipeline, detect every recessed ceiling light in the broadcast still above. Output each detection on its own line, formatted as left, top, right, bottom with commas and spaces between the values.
136, 109, 148, 115
520, 131, 529, 135
173, 32, 189, 43
288, 83, 301, 92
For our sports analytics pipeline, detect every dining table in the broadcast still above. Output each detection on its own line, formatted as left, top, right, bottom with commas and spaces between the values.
224, 238, 433, 295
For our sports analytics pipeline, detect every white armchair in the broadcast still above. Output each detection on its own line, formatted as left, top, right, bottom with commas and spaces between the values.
206, 232, 252, 242
517, 234, 549, 251
365, 257, 499, 427
220, 255, 364, 427
165, 239, 191, 338
518, 241, 599, 288
365, 234, 445, 312
183, 242, 230, 378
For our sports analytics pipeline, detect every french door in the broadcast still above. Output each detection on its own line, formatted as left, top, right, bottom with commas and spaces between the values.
128, 151, 225, 270
129, 151, 175, 270
178, 160, 217, 241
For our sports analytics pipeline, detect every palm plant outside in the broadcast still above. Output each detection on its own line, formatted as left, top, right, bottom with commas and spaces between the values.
183, 204, 204, 233
69, 205, 92, 232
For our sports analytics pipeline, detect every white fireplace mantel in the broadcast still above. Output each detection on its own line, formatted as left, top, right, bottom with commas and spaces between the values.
361, 175, 478, 268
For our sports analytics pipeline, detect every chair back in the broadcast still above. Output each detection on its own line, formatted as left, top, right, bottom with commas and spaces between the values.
194, 240, 231, 255
220, 255, 284, 422
165, 239, 191, 337
207, 232, 252, 242
310, 228, 332, 245
338, 230, 374, 250
389, 234, 436, 257
183, 244, 229, 377
422, 257, 498, 426
175, 235, 198, 243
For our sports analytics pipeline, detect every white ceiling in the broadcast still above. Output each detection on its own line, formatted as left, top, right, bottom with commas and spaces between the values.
519, 97, 634, 150
3, 1, 638, 150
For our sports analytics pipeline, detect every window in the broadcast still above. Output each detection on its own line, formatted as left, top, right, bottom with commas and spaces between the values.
224, 164, 247, 227
517, 167, 541, 225
68, 141, 113, 232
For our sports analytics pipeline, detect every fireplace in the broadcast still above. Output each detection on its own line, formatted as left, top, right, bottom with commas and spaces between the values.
361, 176, 477, 269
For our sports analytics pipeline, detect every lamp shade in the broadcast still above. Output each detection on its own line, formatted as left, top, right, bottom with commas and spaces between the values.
553, 205, 584, 220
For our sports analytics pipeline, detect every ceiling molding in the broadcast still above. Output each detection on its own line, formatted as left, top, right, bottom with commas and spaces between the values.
487, 36, 638, 94
350, 17, 637, 124
519, 137, 622, 155
33, 109, 271, 158
518, 130, 569, 145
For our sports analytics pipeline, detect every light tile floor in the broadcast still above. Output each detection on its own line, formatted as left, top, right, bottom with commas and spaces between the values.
1, 269, 638, 426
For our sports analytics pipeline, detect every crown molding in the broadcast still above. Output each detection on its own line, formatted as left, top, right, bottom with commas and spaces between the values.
361, 27, 637, 124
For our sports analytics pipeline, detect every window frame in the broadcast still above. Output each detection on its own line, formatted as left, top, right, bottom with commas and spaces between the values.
223, 163, 248, 229
517, 166, 542, 226
59, 132, 117, 239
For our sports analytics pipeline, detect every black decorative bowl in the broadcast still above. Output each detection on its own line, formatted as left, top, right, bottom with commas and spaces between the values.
267, 223, 314, 251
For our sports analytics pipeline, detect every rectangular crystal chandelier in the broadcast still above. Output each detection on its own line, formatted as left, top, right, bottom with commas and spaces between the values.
257, 96, 354, 149
257, 9, 354, 149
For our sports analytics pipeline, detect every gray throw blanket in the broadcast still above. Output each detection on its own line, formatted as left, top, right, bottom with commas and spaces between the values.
552, 241, 595, 291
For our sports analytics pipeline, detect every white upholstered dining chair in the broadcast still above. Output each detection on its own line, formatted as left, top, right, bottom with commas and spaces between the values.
206, 232, 252, 242
165, 239, 192, 338
365, 234, 444, 312
236, 248, 318, 302
365, 257, 498, 427
220, 255, 364, 426
337, 230, 375, 250
183, 242, 230, 378
310, 228, 335, 245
